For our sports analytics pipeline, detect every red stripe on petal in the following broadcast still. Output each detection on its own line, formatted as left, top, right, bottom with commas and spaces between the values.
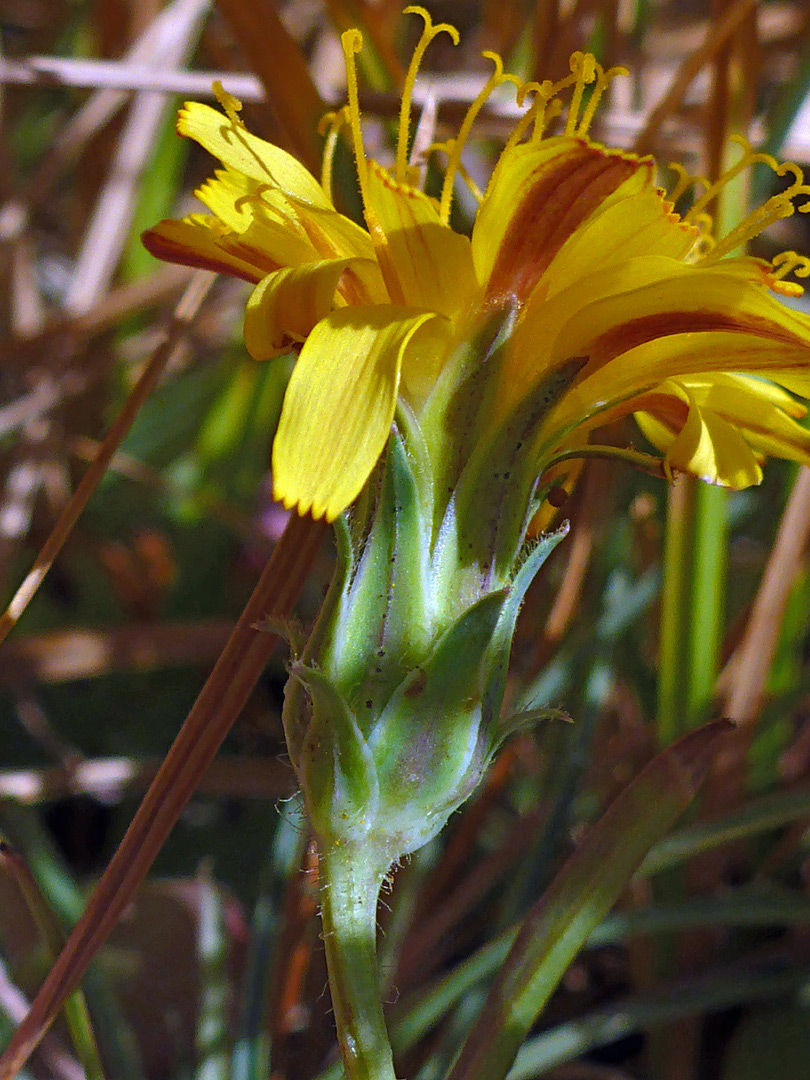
592, 310, 806, 364
142, 222, 266, 283
486, 144, 639, 306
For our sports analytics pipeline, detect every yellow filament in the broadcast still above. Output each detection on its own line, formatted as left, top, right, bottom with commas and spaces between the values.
685, 135, 810, 230
684, 136, 755, 220
564, 52, 597, 136
455, 160, 485, 203
429, 141, 484, 201
771, 250, 810, 281
340, 30, 371, 211
576, 64, 628, 136
693, 149, 810, 262
503, 80, 554, 152
700, 196, 794, 263
769, 159, 810, 211
439, 51, 520, 223
667, 162, 711, 205
537, 98, 563, 141
213, 80, 245, 127
317, 108, 349, 203
397, 6, 459, 183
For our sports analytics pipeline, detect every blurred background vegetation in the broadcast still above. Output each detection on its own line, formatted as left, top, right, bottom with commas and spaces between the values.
1, 0, 810, 1077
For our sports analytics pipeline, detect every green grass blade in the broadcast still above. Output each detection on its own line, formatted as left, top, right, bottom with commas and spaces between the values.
445, 720, 732, 1080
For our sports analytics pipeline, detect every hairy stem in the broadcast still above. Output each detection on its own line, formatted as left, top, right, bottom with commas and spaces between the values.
319, 845, 397, 1080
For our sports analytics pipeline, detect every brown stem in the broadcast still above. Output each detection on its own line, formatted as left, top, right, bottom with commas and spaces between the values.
0, 512, 327, 1079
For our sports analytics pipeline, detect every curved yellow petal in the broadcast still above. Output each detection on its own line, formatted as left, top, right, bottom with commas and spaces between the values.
543, 329, 810, 461
682, 372, 807, 417
541, 184, 698, 301
141, 215, 269, 282
498, 253, 687, 418
244, 258, 379, 360
178, 102, 331, 209
364, 159, 479, 318
295, 202, 378, 266
555, 258, 810, 371
675, 374, 810, 465
637, 382, 762, 488
272, 307, 445, 521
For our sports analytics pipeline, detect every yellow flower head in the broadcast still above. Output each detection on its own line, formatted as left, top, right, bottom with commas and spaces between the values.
143, 6, 810, 524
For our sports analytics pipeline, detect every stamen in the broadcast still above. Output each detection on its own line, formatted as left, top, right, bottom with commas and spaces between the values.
684, 135, 755, 221
666, 162, 710, 205
439, 51, 520, 224
396, 6, 459, 184
768, 250, 810, 295
213, 80, 245, 127
340, 30, 371, 211
771, 250, 810, 281
430, 141, 485, 202
576, 63, 628, 136
700, 195, 794, 262
563, 52, 597, 137
317, 108, 350, 203
770, 159, 810, 211
504, 80, 553, 152
685, 135, 810, 227
454, 160, 484, 203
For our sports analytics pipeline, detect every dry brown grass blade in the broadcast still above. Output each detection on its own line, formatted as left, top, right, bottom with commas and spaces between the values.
0, 265, 193, 371
0, 271, 215, 646
0, 0, 210, 244
0, 959, 83, 1080
0, 511, 327, 1079
64, 0, 211, 315
214, 0, 325, 174
633, 0, 761, 155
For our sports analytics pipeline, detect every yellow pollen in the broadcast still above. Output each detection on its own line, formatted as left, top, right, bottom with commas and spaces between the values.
212, 80, 245, 127
317, 108, 350, 203
396, 7, 459, 184
439, 51, 520, 224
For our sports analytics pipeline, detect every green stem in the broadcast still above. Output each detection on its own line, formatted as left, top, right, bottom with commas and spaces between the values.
658, 478, 726, 744
319, 845, 398, 1080
658, 477, 695, 745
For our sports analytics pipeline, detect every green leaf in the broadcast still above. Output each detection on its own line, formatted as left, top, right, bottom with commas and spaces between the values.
509, 966, 810, 1079
445, 719, 733, 1080
640, 786, 810, 877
